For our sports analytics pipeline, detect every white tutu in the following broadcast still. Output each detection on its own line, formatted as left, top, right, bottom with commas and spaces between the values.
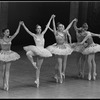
23, 45, 52, 57
46, 43, 73, 55
0, 50, 20, 62
82, 43, 100, 55
71, 43, 88, 53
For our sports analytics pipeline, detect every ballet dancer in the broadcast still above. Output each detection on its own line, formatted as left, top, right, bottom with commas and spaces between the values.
79, 23, 100, 80
72, 19, 88, 78
21, 15, 54, 88
47, 15, 76, 83
0, 21, 22, 91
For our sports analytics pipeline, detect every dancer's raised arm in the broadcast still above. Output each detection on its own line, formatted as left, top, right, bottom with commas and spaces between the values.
42, 15, 54, 35
73, 18, 82, 35
74, 18, 79, 30
63, 18, 77, 33
22, 21, 37, 38
52, 15, 57, 36
10, 21, 22, 41
48, 15, 56, 35
66, 31, 72, 44
48, 27, 54, 32
63, 19, 77, 44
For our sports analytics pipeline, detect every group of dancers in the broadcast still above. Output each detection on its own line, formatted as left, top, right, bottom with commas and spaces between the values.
0, 14, 100, 91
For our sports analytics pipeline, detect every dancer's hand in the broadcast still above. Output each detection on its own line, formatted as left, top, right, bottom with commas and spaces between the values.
19, 21, 22, 25
73, 18, 78, 22
20, 21, 24, 25
52, 14, 56, 18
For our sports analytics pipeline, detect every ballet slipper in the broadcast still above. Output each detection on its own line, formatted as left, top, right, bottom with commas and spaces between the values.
3, 83, 6, 90
5, 86, 9, 91
32, 62, 38, 69
93, 73, 97, 80
59, 79, 63, 84
59, 75, 63, 84
34, 80, 39, 88
59, 77, 63, 84
88, 74, 91, 81
4, 84, 9, 91
54, 75, 59, 83
62, 73, 65, 79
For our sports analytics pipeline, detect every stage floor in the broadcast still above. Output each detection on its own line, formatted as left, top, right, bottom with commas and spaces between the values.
0, 46, 100, 98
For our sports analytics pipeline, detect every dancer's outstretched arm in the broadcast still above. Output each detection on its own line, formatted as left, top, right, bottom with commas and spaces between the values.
73, 18, 82, 35
80, 31, 100, 44
22, 21, 37, 38
10, 21, 22, 41
89, 31, 100, 37
64, 18, 77, 44
80, 34, 90, 44
48, 27, 54, 32
52, 15, 57, 36
74, 18, 78, 31
63, 18, 77, 33
66, 31, 72, 44
42, 15, 54, 35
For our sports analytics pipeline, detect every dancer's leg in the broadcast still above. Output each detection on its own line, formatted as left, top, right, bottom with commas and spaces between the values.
57, 56, 63, 83
81, 55, 87, 78
87, 54, 93, 80
54, 63, 59, 83
77, 53, 82, 77
4, 62, 11, 91
35, 57, 43, 88
26, 51, 37, 69
62, 55, 68, 79
2, 62, 6, 90
92, 54, 97, 80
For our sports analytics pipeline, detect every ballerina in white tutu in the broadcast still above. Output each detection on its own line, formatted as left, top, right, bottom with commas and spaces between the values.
21, 15, 54, 88
79, 23, 100, 80
47, 15, 76, 83
0, 21, 22, 91
71, 19, 88, 78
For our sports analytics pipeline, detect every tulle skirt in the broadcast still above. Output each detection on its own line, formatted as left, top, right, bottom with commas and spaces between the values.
0, 50, 20, 62
46, 43, 73, 55
23, 45, 52, 57
71, 43, 88, 53
82, 43, 100, 55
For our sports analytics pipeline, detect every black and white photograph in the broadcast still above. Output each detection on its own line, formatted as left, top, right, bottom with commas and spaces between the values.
0, 0, 100, 98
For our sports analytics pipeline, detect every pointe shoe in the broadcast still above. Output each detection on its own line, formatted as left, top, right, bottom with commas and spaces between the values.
3, 86, 6, 90
88, 74, 91, 81
59, 78, 63, 84
62, 73, 65, 79
4, 84, 9, 91
32, 62, 37, 69
59, 75, 63, 84
34, 80, 39, 88
54, 75, 59, 83
5, 86, 9, 91
93, 73, 97, 80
